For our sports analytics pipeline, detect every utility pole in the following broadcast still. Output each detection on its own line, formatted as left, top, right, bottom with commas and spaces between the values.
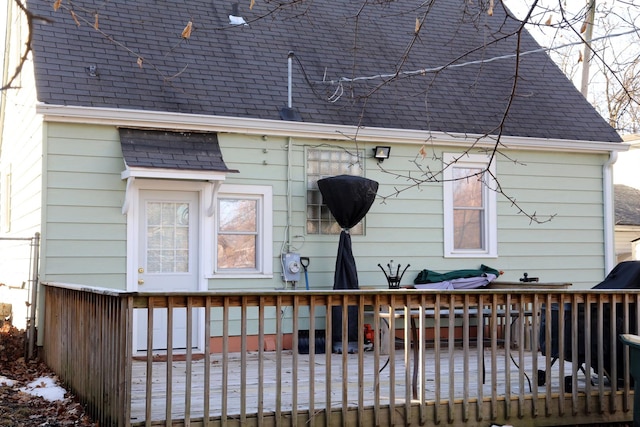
580, 0, 596, 98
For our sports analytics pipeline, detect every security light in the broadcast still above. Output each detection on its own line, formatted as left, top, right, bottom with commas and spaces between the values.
373, 146, 391, 162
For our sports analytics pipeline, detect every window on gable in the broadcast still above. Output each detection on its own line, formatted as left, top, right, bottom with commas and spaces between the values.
214, 185, 272, 275
306, 148, 364, 235
443, 153, 497, 257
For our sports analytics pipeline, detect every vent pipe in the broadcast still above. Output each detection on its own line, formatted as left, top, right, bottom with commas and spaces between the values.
287, 51, 294, 109
279, 51, 302, 121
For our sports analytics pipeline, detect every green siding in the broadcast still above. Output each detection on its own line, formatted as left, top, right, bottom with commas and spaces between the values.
216, 136, 609, 289
42, 124, 126, 289
0, 108, 614, 340
7, 121, 611, 296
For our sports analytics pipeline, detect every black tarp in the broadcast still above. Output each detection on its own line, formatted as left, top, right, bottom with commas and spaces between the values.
592, 261, 640, 290
317, 175, 378, 353
540, 261, 640, 385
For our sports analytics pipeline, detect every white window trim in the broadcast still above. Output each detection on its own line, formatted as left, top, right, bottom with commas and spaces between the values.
124, 179, 273, 292
208, 184, 273, 278
443, 153, 497, 258
124, 179, 211, 292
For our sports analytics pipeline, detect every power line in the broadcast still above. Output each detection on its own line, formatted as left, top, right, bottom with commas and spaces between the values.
318, 28, 637, 85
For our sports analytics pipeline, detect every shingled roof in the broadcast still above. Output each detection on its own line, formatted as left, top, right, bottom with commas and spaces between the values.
27, 0, 621, 143
615, 184, 640, 226
119, 128, 238, 173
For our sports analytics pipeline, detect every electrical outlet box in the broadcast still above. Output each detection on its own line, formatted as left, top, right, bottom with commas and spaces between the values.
281, 253, 301, 282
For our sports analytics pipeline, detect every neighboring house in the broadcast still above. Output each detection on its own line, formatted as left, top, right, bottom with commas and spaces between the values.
613, 135, 640, 263
614, 184, 640, 262
0, 0, 626, 351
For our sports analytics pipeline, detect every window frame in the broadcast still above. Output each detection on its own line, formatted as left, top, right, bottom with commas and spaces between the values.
442, 153, 497, 258
211, 184, 273, 277
305, 147, 364, 235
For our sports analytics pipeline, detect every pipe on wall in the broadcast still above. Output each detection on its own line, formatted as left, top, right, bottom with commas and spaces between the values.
603, 150, 618, 274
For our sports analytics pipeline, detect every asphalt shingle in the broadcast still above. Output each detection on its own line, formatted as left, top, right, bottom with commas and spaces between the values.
615, 185, 640, 226
119, 128, 239, 173
27, 0, 621, 143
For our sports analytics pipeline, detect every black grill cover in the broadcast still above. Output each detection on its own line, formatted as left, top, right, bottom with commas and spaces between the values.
317, 175, 379, 290
317, 175, 378, 352
593, 261, 640, 289
540, 261, 640, 383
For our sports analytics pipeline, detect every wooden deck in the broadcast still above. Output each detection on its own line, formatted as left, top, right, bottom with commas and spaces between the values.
42, 284, 639, 427
129, 346, 614, 425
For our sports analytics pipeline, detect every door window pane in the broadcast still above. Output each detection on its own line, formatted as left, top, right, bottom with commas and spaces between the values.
146, 201, 189, 273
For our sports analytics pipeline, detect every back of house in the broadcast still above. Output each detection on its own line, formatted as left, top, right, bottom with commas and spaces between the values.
0, 0, 625, 346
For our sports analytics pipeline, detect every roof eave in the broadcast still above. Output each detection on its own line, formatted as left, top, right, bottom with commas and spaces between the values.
37, 103, 628, 154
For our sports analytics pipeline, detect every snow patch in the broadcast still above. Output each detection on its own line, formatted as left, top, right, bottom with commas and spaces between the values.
0, 375, 15, 386
19, 376, 66, 402
229, 15, 248, 26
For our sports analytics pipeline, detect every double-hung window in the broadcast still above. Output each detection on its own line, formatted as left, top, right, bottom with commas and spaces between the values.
443, 153, 497, 257
214, 184, 273, 276
306, 148, 364, 235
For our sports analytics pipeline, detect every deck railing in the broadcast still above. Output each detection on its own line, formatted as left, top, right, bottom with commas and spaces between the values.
42, 283, 640, 427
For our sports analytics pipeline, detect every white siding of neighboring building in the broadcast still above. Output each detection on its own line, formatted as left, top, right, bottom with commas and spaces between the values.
614, 138, 640, 263
0, 3, 43, 328
614, 138, 640, 190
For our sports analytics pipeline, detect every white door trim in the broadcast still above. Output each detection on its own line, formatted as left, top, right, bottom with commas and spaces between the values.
125, 179, 210, 353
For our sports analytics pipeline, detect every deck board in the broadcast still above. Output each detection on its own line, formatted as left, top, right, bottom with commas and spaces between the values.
129, 346, 594, 424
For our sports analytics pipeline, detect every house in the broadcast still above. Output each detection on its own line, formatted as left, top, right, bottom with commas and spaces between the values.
614, 136, 640, 262
614, 184, 640, 262
0, 0, 626, 352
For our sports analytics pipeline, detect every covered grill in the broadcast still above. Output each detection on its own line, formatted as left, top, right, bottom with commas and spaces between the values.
539, 261, 640, 387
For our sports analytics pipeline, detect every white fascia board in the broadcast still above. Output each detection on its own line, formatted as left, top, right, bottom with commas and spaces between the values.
121, 167, 228, 181
37, 103, 629, 154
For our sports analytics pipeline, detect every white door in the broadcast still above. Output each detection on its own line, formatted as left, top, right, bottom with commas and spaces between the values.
135, 190, 200, 352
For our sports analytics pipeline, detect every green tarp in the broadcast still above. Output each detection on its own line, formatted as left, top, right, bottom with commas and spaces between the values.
414, 264, 500, 284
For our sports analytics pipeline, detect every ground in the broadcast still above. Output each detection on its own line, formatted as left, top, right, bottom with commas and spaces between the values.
0, 324, 97, 427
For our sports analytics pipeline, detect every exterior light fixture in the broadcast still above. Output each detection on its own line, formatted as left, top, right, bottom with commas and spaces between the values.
373, 146, 391, 162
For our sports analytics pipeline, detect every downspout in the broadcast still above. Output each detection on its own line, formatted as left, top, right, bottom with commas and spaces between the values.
603, 150, 618, 274
286, 51, 294, 251
287, 136, 293, 251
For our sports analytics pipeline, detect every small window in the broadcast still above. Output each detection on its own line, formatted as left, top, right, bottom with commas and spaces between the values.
214, 185, 272, 275
443, 153, 497, 257
306, 148, 364, 235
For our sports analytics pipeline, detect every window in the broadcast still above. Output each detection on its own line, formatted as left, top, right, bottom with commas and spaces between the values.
214, 185, 272, 275
146, 201, 190, 273
306, 148, 363, 235
443, 153, 497, 257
